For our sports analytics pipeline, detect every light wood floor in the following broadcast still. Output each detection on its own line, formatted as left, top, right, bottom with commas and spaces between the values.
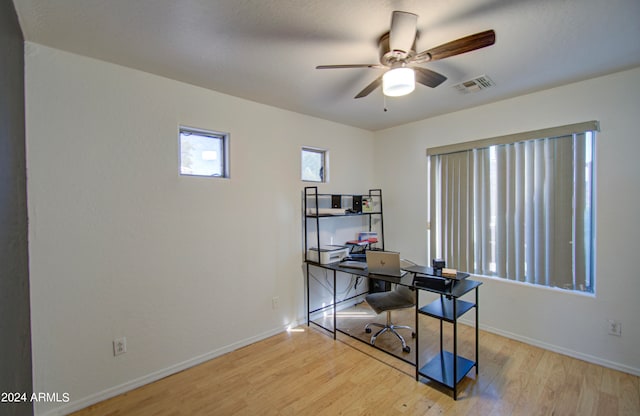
72, 313, 639, 416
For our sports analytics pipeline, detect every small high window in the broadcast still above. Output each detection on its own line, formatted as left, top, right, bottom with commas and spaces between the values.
180, 127, 229, 178
301, 147, 327, 182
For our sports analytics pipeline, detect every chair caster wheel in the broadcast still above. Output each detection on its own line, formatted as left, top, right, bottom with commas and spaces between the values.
411, 332, 416, 338
403, 346, 411, 353
365, 328, 371, 333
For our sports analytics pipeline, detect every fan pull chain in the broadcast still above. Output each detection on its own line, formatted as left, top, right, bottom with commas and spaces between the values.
383, 94, 388, 112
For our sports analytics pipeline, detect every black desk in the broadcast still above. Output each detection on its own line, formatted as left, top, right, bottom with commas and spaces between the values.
305, 261, 481, 400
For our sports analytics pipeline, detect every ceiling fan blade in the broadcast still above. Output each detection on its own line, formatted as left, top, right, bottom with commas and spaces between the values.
354, 75, 383, 99
316, 64, 386, 69
413, 30, 496, 63
389, 11, 418, 57
414, 67, 447, 88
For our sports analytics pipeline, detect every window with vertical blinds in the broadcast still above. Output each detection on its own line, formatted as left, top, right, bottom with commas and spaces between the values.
428, 121, 597, 293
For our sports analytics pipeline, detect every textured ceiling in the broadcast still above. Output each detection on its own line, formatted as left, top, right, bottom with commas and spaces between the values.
13, 0, 640, 131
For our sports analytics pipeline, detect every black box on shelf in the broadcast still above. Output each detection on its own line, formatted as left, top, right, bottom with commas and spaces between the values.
413, 275, 451, 292
352, 195, 362, 213
331, 195, 341, 208
432, 258, 446, 272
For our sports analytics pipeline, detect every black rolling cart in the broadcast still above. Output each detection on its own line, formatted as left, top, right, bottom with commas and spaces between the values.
411, 269, 481, 400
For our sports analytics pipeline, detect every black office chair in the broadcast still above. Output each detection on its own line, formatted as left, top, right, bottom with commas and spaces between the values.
364, 285, 416, 353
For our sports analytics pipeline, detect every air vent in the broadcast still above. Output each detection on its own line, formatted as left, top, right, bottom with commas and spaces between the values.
453, 75, 495, 94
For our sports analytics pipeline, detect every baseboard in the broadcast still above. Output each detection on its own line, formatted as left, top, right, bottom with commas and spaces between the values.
37, 322, 299, 416
458, 317, 640, 377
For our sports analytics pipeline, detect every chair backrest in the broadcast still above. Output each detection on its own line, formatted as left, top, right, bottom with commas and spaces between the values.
395, 285, 416, 305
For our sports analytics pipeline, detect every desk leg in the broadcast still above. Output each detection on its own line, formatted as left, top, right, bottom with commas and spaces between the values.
306, 263, 310, 327
475, 286, 479, 374
453, 295, 458, 400
439, 295, 444, 353
333, 269, 337, 340
415, 289, 419, 381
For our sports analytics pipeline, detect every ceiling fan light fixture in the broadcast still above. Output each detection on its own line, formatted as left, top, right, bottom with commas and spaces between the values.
382, 67, 415, 97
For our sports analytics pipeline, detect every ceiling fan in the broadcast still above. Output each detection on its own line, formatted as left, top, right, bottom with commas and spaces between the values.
316, 11, 496, 99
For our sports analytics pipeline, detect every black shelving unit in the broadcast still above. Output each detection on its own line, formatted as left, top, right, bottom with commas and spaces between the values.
303, 186, 385, 338
303, 186, 384, 260
416, 279, 481, 400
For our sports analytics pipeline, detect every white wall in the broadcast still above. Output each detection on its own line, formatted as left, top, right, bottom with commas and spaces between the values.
374, 66, 640, 375
25, 43, 375, 415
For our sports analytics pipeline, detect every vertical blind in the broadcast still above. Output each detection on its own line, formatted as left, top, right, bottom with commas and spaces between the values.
428, 122, 597, 292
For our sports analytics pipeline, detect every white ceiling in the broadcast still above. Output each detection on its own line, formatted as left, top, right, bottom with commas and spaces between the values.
13, 0, 640, 131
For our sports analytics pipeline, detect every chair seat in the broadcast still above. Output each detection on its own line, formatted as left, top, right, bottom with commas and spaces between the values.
365, 286, 415, 315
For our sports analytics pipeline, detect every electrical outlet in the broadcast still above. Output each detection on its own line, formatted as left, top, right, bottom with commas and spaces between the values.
607, 320, 622, 337
113, 337, 127, 356
272, 296, 280, 310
